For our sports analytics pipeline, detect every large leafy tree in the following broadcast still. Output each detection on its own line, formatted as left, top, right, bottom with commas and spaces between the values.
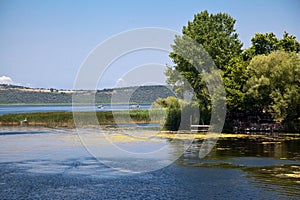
166, 11, 242, 123
226, 31, 300, 112
245, 51, 300, 129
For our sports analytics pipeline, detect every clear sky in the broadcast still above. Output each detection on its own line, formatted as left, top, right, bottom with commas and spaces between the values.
0, 0, 299, 89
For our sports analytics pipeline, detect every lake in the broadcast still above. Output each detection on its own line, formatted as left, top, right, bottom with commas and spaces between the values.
0, 127, 299, 199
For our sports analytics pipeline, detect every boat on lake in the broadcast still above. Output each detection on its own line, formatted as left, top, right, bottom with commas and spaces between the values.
97, 105, 104, 109
130, 104, 140, 109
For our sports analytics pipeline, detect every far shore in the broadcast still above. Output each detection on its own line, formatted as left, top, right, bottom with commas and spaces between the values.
0, 102, 152, 106
0, 103, 73, 106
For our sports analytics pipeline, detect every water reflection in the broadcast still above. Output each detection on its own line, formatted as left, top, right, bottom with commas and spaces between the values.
244, 164, 300, 196
173, 135, 300, 160
208, 136, 300, 160
175, 134, 300, 197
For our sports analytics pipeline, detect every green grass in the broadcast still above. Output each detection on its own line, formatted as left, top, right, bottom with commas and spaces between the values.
0, 110, 159, 127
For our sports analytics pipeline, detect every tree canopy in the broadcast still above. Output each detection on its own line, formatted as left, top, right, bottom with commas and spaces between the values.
166, 10, 242, 123
180, 10, 243, 70
165, 10, 300, 132
245, 51, 300, 124
243, 31, 300, 60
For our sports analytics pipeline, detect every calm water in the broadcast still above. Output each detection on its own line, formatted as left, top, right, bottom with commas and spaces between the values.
0, 104, 151, 115
0, 127, 299, 199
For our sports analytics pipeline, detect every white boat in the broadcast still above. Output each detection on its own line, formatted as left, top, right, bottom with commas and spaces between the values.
130, 104, 140, 109
97, 105, 104, 109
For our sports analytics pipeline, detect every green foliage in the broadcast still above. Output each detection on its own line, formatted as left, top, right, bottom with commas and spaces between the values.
251, 32, 279, 55
164, 100, 181, 131
277, 31, 300, 52
166, 10, 242, 121
245, 51, 300, 127
165, 65, 190, 99
129, 109, 150, 122
246, 32, 300, 59
152, 97, 181, 130
181, 10, 243, 70
223, 57, 249, 111
165, 9, 300, 132
226, 31, 300, 113
152, 97, 200, 131
0, 112, 74, 127
152, 96, 178, 108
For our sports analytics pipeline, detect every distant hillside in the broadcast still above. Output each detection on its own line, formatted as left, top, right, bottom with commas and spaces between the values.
0, 84, 175, 104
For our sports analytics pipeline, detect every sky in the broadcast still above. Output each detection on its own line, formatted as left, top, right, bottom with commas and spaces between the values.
0, 0, 299, 89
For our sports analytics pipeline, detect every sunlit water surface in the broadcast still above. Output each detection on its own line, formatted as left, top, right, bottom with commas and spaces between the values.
0, 127, 299, 199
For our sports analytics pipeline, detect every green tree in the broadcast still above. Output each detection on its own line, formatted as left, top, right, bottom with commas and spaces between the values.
245, 51, 300, 130
166, 11, 242, 123
251, 32, 279, 55
277, 31, 300, 53
223, 57, 248, 111
227, 31, 300, 112
152, 96, 181, 130
152, 96, 200, 130
245, 32, 300, 60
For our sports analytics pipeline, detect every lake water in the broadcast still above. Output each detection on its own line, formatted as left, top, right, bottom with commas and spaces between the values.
0, 127, 299, 199
0, 104, 151, 115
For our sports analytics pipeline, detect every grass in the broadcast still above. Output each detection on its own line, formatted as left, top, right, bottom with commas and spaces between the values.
0, 112, 75, 127
0, 110, 158, 128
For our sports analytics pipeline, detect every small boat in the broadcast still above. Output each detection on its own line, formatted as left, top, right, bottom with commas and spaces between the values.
97, 105, 104, 109
130, 104, 140, 109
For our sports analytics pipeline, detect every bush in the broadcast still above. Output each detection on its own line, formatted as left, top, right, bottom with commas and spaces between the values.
152, 97, 200, 131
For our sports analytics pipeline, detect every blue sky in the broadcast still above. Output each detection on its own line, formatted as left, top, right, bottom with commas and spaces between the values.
0, 0, 299, 89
